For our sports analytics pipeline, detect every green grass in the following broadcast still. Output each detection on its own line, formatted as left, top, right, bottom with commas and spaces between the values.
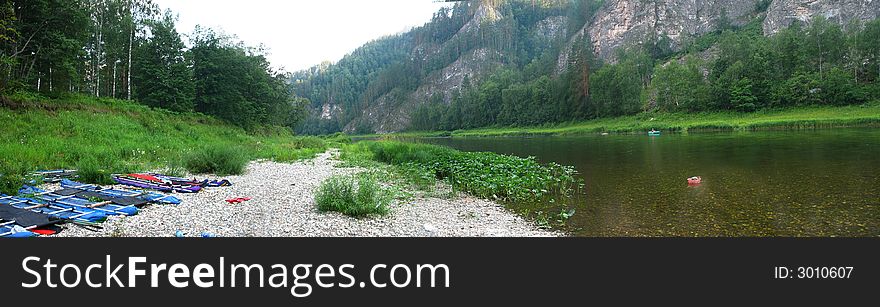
315, 173, 391, 217
340, 141, 581, 205
0, 91, 332, 190
394, 104, 880, 137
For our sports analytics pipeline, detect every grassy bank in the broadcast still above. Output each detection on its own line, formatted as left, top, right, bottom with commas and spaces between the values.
396, 104, 880, 137
0, 92, 331, 193
339, 141, 581, 211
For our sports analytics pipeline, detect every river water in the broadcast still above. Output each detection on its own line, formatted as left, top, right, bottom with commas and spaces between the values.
416, 129, 880, 236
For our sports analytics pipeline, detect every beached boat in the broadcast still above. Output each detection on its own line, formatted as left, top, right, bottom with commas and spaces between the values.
19, 185, 139, 216
31, 169, 79, 183
112, 174, 202, 193
0, 195, 107, 223
60, 179, 181, 205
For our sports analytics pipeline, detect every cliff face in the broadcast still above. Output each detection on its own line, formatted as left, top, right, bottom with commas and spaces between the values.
587, 0, 756, 59
763, 0, 880, 34
558, 0, 878, 70
346, 48, 504, 133
558, 0, 754, 72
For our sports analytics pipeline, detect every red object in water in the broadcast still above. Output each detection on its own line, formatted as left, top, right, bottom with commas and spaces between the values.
687, 176, 702, 185
225, 197, 252, 204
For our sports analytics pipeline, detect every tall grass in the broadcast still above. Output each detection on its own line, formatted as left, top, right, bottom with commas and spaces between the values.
394, 104, 880, 137
0, 92, 330, 186
183, 145, 249, 175
0, 161, 26, 195
315, 174, 391, 217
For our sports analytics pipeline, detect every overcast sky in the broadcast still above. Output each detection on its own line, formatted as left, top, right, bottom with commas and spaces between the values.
153, 0, 452, 72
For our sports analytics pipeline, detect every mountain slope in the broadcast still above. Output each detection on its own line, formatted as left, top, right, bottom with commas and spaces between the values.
293, 0, 879, 134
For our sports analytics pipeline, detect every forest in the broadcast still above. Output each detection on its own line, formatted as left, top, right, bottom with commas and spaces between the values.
411, 17, 880, 131
0, 0, 304, 129
293, 0, 880, 134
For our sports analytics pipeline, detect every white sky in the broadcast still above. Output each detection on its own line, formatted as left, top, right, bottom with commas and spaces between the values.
153, 0, 453, 72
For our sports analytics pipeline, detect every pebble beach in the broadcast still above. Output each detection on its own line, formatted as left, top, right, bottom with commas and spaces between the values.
54, 151, 558, 237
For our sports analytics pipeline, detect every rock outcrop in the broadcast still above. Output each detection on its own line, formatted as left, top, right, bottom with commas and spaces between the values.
763, 0, 880, 34
557, 0, 756, 72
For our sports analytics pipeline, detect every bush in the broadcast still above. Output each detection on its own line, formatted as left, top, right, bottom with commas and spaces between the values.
184, 145, 248, 175
315, 174, 391, 217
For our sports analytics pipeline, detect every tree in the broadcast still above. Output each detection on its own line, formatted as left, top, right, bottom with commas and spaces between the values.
132, 11, 194, 112
805, 17, 845, 80
191, 27, 300, 129
651, 58, 711, 112
4, 0, 90, 92
860, 19, 880, 82
730, 77, 758, 112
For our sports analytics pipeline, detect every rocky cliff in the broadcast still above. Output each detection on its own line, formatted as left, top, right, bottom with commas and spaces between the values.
763, 0, 880, 34
557, 0, 878, 70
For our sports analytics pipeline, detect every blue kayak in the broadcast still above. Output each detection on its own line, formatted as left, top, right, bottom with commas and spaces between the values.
0, 223, 36, 238
0, 195, 107, 223
60, 179, 181, 205
19, 185, 138, 216
648, 131, 661, 136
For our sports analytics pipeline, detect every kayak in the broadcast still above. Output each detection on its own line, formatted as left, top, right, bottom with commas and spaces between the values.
19, 185, 138, 216
0, 224, 36, 238
0, 195, 107, 223
112, 174, 202, 193
648, 131, 661, 136
31, 169, 79, 183
60, 179, 181, 205
145, 173, 231, 188
687, 176, 702, 185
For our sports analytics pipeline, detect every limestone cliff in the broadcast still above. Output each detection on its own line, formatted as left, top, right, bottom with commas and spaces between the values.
763, 0, 880, 34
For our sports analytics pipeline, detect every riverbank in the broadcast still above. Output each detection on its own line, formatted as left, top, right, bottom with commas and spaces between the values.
56, 151, 558, 237
393, 104, 880, 137
0, 92, 332, 194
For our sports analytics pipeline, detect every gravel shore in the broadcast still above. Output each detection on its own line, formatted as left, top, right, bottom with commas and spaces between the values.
55, 151, 559, 237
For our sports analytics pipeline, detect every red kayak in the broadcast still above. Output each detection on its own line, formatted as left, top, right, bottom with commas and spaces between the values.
687, 176, 702, 185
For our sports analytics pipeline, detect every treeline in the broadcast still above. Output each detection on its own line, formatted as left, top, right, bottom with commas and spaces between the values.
0, 0, 304, 129
411, 15, 880, 131
294, 0, 577, 135
651, 18, 880, 112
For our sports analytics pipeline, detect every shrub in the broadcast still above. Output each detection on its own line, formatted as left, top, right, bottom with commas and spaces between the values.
315, 174, 391, 217
184, 145, 248, 175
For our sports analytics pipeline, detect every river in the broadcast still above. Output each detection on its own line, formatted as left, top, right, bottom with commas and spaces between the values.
414, 129, 880, 236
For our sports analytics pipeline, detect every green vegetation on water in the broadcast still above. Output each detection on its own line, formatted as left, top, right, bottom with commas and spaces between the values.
315, 174, 391, 217
0, 92, 329, 194
340, 141, 581, 206
395, 104, 880, 137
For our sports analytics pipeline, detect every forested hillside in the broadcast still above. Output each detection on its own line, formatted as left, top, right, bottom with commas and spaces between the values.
293, 0, 880, 134
1, 0, 305, 129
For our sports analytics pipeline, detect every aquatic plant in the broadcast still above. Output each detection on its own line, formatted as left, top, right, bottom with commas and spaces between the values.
346, 141, 582, 205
